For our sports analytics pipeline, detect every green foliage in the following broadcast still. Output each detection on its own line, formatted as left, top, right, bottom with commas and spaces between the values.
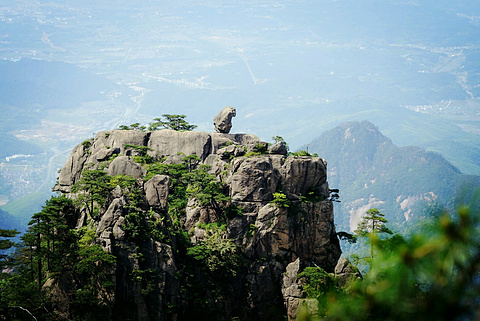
146, 158, 230, 225
300, 204, 480, 321
291, 150, 319, 157
244, 143, 269, 158
297, 267, 337, 299
0, 195, 117, 320
181, 153, 201, 172
118, 123, 146, 131
72, 243, 115, 312
186, 228, 241, 277
124, 144, 152, 155
253, 143, 268, 154
355, 208, 392, 236
186, 164, 229, 208
224, 202, 244, 219
81, 139, 92, 149
125, 144, 154, 164
247, 223, 258, 236
354, 208, 393, 260
27, 196, 78, 273
117, 114, 197, 132
74, 244, 116, 275
72, 169, 114, 218
110, 174, 137, 189
0, 228, 19, 263
297, 266, 341, 319
271, 192, 292, 208
148, 114, 197, 131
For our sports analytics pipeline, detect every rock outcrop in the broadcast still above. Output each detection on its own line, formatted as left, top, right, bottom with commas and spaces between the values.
269, 141, 288, 155
52, 125, 341, 321
213, 106, 236, 133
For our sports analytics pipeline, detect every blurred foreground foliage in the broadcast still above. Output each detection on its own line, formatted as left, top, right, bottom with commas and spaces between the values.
298, 200, 480, 321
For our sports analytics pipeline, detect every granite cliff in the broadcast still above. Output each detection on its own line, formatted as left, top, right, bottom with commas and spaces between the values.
50, 112, 342, 321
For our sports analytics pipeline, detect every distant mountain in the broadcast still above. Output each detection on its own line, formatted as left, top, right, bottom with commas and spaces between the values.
0, 208, 21, 231
308, 121, 480, 233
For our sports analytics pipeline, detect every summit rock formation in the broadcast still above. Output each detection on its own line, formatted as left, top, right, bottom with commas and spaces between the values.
52, 122, 341, 320
213, 106, 236, 134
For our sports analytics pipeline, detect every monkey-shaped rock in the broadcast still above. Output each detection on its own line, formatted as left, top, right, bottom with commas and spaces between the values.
214, 106, 236, 133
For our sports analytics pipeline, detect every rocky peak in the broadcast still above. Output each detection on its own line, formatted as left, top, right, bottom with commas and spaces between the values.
213, 106, 236, 133
52, 113, 341, 321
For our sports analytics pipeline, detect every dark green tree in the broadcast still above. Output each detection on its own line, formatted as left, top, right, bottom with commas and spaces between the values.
72, 170, 113, 218
129, 122, 146, 131
28, 196, 77, 273
148, 114, 197, 131
0, 228, 19, 263
118, 123, 146, 131
181, 153, 201, 172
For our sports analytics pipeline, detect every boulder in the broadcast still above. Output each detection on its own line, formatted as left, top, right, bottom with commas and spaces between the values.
144, 175, 169, 210
95, 130, 149, 155
107, 156, 146, 179
147, 129, 212, 160
214, 106, 236, 133
269, 141, 288, 155
228, 157, 282, 202
279, 156, 328, 196
334, 257, 362, 286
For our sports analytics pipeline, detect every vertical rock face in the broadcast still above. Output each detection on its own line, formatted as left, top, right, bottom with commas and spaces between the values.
53, 128, 341, 321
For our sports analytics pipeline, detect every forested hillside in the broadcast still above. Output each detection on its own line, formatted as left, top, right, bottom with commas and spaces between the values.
308, 121, 480, 232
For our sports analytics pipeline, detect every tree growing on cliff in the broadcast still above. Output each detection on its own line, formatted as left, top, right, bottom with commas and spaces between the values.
295, 203, 480, 321
148, 114, 197, 131
354, 208, 392, 259
72, 170, 113, 217
0, 228, 19, 264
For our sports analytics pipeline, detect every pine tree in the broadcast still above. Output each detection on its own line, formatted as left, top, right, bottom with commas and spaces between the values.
354, 208, 392, 259
72, 169, 113, 217
0, 228, 19, 263
148, 114, 197, 131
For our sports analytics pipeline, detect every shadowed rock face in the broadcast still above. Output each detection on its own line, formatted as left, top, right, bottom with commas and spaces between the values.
53, 128, 341, 321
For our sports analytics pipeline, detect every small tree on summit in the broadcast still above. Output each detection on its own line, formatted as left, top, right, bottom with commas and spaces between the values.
148, 114, 197, 131
354, 208, 392, 259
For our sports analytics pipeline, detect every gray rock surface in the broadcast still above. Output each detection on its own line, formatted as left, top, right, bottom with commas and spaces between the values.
282, 259, 303, 321
334, 257, 362, 286
214, 106, 236, 133
107, 156, 146, 179
269, 141, 288, 155
147, 129, 212, 160
52, 125, 341, 321
144, 175, 169, 210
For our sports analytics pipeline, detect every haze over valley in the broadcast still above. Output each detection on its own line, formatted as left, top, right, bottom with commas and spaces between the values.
1, 0, 480, 229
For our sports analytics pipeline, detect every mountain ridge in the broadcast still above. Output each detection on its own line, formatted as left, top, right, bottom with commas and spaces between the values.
308, 120, 478, 232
